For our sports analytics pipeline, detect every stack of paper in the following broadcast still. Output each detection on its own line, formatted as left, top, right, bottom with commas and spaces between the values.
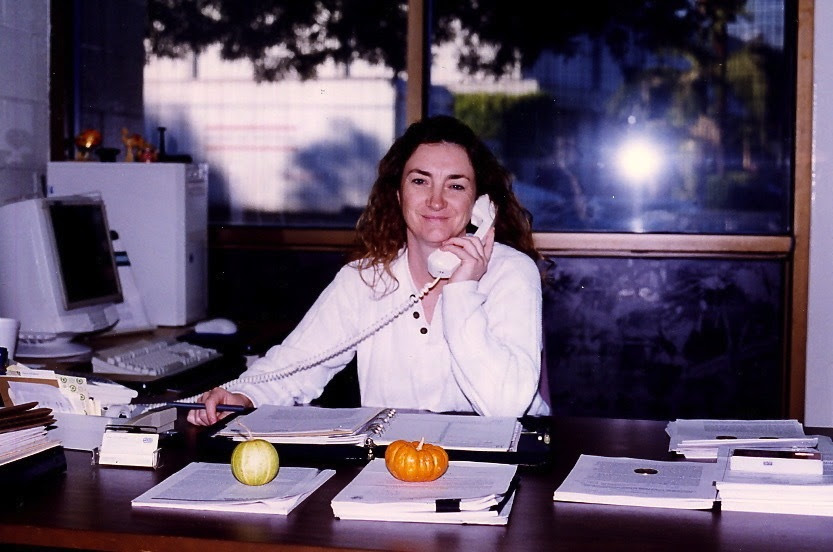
0, 401, 61, 467
132, 462, 336, 515
553, 454, 719, 510
331, 459, 518, 525
715, 456, 833, 516
666, 419, 818, 459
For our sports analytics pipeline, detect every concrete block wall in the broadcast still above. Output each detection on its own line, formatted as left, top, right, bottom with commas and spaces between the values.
0, 0, 49, 205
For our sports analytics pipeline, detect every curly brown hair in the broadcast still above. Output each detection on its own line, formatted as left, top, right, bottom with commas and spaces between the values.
350, 115, 539, 283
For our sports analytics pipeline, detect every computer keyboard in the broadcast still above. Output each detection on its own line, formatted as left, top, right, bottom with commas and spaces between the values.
91, 339, 222, 378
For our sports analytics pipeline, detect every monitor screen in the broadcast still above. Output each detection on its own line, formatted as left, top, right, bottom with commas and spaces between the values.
49, 200, 122, 309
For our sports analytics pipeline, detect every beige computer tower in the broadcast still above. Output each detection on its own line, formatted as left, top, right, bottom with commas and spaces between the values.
47, 162, 208, 326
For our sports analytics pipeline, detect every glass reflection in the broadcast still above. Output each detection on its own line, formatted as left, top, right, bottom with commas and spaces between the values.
431, 0, 793, 234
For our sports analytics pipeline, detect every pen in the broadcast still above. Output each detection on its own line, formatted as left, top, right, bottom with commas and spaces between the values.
166, 402, 251, 413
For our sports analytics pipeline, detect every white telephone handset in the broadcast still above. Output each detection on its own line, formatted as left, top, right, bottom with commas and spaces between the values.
427, 195, 497, 279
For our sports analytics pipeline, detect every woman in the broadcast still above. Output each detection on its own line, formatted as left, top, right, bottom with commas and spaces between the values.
188, 115, 550, 425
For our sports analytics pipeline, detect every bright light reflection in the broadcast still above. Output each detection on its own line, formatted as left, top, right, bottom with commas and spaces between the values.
616, 138, 662, 184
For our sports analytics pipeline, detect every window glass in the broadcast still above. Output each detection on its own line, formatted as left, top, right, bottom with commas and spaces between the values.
543, 256, 784, 419
144, 2, 408, 226
430, 0, 793, 234
207, 247, 786, 420
145, 2, 793, 233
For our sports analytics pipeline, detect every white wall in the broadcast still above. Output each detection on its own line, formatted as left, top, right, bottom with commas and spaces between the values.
805, 1, 833, 426
0, 0, 48, 205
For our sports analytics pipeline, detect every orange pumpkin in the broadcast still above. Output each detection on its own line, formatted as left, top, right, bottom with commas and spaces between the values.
384, 437, 449, 482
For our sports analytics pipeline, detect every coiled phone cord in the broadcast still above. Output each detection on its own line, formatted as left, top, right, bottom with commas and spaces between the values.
226, 276, 441, 386
139, 276, 442, 409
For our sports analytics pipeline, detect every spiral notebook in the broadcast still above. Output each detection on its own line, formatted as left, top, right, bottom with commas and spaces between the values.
214, 405, 522, 453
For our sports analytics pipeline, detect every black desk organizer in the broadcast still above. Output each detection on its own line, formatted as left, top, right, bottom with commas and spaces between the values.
0, 445, 67, 492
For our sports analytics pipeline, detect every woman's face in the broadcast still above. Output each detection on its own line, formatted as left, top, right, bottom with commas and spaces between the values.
399, 142, 476, 250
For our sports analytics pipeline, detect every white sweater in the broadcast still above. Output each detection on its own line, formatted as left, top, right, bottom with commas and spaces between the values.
229, 243, 550, 417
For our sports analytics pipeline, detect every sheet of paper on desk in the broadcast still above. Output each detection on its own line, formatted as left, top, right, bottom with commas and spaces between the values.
330, 459, 518, 525
131, 462, 336, 515
553, 454, 719, 510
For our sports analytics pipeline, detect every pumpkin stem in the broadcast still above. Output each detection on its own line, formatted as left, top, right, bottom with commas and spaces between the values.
236, 420, 254, 441
417, 437, 425, 451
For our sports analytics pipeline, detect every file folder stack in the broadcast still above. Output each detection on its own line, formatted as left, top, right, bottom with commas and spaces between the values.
0, 401, 65, 487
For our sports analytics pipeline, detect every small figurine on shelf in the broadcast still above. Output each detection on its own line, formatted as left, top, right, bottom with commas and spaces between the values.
74, 129, 102, 161
121, 127, 157, 162
137, 145, 158, 163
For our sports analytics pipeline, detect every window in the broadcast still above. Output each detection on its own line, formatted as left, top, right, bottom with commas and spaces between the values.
57, 0, 808, 419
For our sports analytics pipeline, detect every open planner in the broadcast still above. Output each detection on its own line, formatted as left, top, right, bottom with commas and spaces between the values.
214, 405, 523, 453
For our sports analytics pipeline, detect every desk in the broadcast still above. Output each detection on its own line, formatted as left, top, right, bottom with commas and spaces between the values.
2, 417, 833, 552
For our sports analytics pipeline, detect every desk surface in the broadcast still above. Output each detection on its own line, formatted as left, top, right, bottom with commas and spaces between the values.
2, 416, 833, 552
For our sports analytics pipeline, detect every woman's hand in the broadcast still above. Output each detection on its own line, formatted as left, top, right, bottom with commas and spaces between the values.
442, 226, 495, 283
186, 387, 253, 426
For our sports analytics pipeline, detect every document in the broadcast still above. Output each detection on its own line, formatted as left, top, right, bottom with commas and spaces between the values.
215, 404, 522, 453
666, 419, 818, 459
330, 458, 518, 525
132, 462, 336, 515
553, 454, 719, 510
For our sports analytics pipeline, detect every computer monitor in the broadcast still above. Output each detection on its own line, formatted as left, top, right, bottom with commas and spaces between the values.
0, 195, 123, 358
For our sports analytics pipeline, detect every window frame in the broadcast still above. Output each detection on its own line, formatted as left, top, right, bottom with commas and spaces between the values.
51, 0, 811, 419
